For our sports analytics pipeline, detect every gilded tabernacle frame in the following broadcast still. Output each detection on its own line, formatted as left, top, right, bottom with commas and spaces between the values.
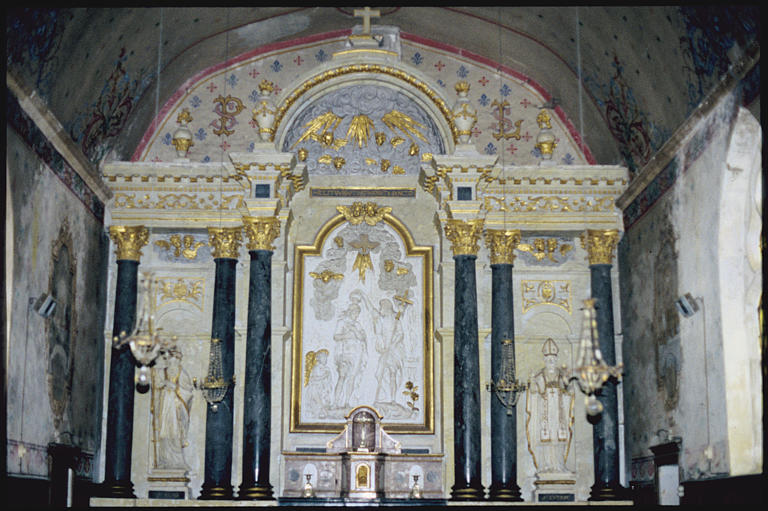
290, 203, 433, 433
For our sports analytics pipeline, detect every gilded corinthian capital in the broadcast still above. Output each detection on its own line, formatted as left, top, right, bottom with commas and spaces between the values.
444, 218, 484, 256
580, 229, 620, 265
485, 229, 522, 265
243, 216, 281, 251
208, 226, 243, 259
109, 225, 149, 261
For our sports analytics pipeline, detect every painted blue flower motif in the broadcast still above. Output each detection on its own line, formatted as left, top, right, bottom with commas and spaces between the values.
249, 89, 260, 103
484, 142, 497, 155
248, 141, 255, 152
161, 132, 172, 146
271, 60, 283, 72
411, 52, 423, 65
194, 128, 207, 141
226, 74, 238, 87
478, 94, 490, 107
190, 96, 202, 108
202, 155, 211, 163
500, 84, 511, 97
531, 146, 543, 158
457, 65, 469, 78
561, 153, 575, 165
436, 79, 446, 88
315, 49, 330, 62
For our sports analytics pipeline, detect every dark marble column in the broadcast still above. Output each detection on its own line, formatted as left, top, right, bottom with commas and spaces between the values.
199, 227, 242, 500
582, 229, 624, 501
101, 225, 148, 498
239, 217, 280, 500
485, 230, 523, 501
444, 219, 485, 500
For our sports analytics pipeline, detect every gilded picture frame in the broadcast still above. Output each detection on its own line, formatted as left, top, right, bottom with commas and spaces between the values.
290, 205, 433, 433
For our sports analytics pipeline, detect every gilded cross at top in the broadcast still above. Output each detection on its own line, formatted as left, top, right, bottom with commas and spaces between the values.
354, 7, 380, 35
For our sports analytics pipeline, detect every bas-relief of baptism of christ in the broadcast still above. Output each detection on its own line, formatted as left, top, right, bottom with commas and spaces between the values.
291, 202, 433, 433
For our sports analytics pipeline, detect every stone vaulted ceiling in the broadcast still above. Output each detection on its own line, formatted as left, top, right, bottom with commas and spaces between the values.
6, 6, 760, 178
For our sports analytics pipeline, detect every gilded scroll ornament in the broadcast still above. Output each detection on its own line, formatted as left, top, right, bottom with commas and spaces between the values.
336, 202, 392, 226
155, 234, 206, 260
243, 216, 281, 251
485, 229, 522, 265
109, 225, 149, 261
579, 229, 620, 265
207, 226, 243, 259
444, 218, 484, 256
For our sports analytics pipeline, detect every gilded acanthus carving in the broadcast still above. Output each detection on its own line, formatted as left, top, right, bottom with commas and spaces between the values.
207, 226, 243, 259
243, 216, 281, 252
444, 218, 484, 256
579, 229, 620, 265
109, 225, 150, 261
484, 229, 522, 265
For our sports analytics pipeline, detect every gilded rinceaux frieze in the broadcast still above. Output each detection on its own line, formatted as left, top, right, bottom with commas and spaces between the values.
521, 280, 572, 314
483, 195, 615, 213
113, 192, 244, 211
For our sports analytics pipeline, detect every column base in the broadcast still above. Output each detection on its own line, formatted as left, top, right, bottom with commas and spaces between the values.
488, 483, 523, 501
238, 483, 274, 500
198, 483, 234, 500
99, 480, 135, 499
451, 484, 486, 500
589, 481, 628, 501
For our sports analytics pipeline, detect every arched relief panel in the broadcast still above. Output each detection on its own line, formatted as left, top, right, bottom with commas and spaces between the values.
290, 206, 434, 434
278, 81, 447, 176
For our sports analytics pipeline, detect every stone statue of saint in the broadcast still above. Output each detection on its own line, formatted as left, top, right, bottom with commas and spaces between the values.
152, 346, 194, 469
333, 301, 368, 408
525, 338, 575, 474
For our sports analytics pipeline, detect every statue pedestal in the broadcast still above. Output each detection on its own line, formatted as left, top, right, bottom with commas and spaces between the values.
146, 468, 191, 500
533, 472, 576, 503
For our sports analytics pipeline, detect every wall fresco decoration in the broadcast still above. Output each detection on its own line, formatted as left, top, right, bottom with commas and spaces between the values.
6, 92, 105, 223
135, 32, 591, 168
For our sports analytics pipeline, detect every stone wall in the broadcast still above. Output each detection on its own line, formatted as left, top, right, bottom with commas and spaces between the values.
619, 87, 762, 486
6, 116, 109, 482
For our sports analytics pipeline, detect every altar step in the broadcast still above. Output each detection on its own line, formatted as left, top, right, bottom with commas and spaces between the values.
91, 497, 634, 507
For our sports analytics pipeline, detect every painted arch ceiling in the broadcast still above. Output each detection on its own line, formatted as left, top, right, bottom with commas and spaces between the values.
6, 6, 760, 179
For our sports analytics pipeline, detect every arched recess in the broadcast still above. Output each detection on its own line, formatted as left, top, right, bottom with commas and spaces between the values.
272, 62, 457, 156
717, 106, 762, 476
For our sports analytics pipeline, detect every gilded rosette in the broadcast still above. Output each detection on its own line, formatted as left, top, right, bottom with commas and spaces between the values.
444, 218, 484, 256
580, 229, 620, 265
109, 225, 149, 261
243, 216, 281, 251
485, 229, 522, 265
208, 226, 243, 259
